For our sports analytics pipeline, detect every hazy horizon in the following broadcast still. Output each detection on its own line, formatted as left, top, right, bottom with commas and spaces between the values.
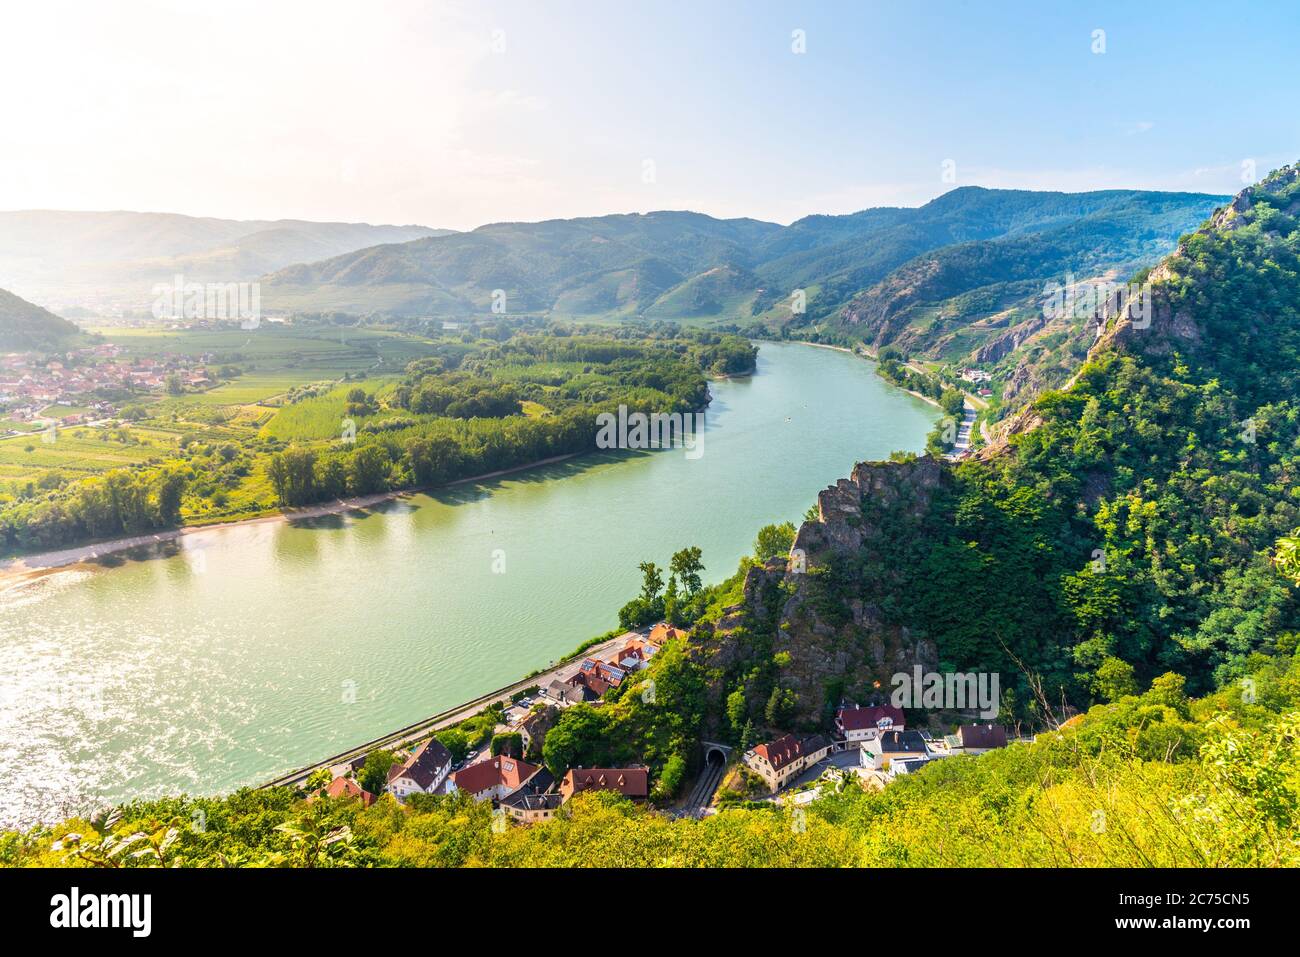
0, 176, 1239, 235
2, 0, 1297, 231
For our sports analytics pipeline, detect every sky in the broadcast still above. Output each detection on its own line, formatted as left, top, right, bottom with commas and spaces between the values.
1, 0, 1297, 230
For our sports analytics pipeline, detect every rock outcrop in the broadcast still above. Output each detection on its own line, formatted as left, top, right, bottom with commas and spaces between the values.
696, 457, 946, 726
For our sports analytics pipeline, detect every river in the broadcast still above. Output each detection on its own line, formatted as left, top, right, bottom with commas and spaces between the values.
0, 341, 936, 826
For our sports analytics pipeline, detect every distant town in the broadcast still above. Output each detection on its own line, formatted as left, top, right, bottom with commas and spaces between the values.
0, 342, 215, 431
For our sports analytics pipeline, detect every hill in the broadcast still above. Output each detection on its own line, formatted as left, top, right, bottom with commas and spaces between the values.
262, 210, 781, 318
259, 189, 1223, 326
822, 190, 1226, 416
0, 287, 82, 350
3, 166, 1299, 868
0, 211, 451, 312
714, 164, 1300, 733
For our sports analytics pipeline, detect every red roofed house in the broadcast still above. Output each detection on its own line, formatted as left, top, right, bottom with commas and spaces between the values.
559, 766, 650, 802
386, 738, 454, 800
955, 724, 1009, 755
647, 622, 688, 646
449, 755, 541, 803
743, 734, 831, 793
321, 775, 376, 807
613, 638, 656, 671
566, 670, 611, 698
835, 704, 906, 743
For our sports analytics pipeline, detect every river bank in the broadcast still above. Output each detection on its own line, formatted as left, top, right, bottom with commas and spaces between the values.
794, 338, 946, 410
0, 452, 582, 590
0, 341, 941, 827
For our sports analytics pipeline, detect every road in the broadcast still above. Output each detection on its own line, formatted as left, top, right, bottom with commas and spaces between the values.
261, 630, 636, 789
679, 754, 728, 818
946, 398, 978, 459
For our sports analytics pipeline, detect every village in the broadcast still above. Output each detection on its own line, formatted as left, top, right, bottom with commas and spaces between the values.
0, 343, 215, 431
309, 620, 1017, 825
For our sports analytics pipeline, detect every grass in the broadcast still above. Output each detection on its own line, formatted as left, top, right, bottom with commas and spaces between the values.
0, 326, 445, 489
39, 404, 94, 418
0, 430, 165, 473
261, 378, 412, 441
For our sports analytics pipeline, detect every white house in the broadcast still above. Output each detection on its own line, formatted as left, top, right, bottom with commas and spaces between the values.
449, 755, 542, 803
386, 738, 454, 799
835, 704, 906, 743
861, 730, 931, 770
743, 733, 831, 793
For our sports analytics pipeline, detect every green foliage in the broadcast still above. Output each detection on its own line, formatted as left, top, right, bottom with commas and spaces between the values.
753, 522, 796, 562
1094, 657, 1139, 702
10, 653, 1299, 868
490, 732, 523, 758
359, 750, 397, 797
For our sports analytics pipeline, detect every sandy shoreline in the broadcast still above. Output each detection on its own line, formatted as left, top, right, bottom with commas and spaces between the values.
0, 452, 581, 589
793, 339, 945, 410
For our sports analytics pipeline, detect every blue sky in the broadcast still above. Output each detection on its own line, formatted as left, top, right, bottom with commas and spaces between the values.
1, 0, 1294, 227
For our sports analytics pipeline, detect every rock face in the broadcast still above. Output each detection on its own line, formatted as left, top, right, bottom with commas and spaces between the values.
790, 458, 945, 565
697, 457, 946, 727
973, 312, 1047, 365
520, 705, 560, 762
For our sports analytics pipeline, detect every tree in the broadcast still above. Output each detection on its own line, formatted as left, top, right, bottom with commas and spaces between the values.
670, 546, 704, 596
638, 562, 664, 603
1276, 532, 1300, 587
726, 688, 747, 734
152, 468, 187, 525
754, 522, 797, 562
1094, 657, 1138, 702
618, 596, 656, 630
663, 574, 680, 625
305, 768, 332, 792
541, 704, 611, 776
435, 729, 470, 762
764, 686, 795, 726
359, 750, 398, 796
347, 444, 390, 495
491, 732, 523, 758
267, 447, 317, 506
1146, 672, 1190, 718
654, 754, 687, 800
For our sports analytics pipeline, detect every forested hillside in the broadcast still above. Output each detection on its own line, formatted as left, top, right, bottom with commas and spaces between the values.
0, 287, 83, 350
4, 650, 1295, 867
260, 189, 1220, 329
717, 163, 1300, 738
6, 167, 1297, 870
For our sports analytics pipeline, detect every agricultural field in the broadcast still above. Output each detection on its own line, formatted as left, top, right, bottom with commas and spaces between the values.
0, 427, 168, 476
0, 323, 755, 554
0, 324, 442, 494
261, 378, 414, 441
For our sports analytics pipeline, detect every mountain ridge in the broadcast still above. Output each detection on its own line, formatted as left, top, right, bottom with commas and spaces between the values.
258, 187, 1226, 325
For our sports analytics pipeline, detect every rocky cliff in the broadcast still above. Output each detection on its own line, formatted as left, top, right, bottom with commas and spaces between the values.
694, 458, 946, 728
